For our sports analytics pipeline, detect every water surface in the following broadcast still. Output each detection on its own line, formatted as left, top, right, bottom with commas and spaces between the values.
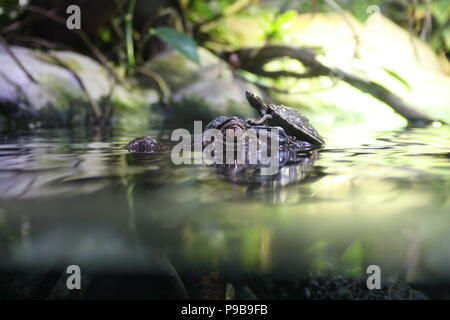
1, 125, 449, 299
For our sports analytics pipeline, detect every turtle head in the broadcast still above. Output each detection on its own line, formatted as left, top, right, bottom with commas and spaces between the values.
245, 91, 268, 115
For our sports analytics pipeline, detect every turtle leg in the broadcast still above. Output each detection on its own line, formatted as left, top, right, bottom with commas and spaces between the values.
246, 114, 273, 126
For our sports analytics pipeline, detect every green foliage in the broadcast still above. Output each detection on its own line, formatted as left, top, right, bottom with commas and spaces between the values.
429, 0, 450, 53
259, 9, 298, 41
151, 27, 200, 65
430, 0, 450, 25
186, 0, 236, 21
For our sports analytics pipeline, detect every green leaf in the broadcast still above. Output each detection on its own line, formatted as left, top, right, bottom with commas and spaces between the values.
152, 27, 200, 65
276, 9, 297, 27
381, 67, 412, 91
430, 0, 450, 26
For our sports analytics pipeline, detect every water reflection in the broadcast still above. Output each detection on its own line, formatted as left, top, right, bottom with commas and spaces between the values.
0, 126, 449, 299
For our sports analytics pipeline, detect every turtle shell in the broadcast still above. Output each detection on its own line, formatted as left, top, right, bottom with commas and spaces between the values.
266, 104, 325, 146
245, 91, 324, 146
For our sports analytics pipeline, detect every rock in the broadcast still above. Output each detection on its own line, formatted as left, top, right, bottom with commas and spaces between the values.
145, 47, 261, 121
0, 45, 260, 130
244, 270, 430, 300
0, 45, 158, 127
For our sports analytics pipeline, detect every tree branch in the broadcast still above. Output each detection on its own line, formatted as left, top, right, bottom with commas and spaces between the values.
229, 45, 441, 125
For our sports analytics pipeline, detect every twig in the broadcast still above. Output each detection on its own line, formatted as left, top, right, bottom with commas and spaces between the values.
323, 0, 361, 58
12, 35, 62, 50
14, 4, 66, 23
420, 0, 432, 41
47, 54, 103, 121
136, 66, 171, 103
239, 70, 343, 95
0, 35, 38, 84
100, 78, 117, 126
244, 69, 323, 79
1, 14, 41, 34
9, 4, 120, 81
407, 0, 420, 59
174, 0, 193, 34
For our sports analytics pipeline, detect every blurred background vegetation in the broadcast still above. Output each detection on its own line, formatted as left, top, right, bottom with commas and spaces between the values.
0, 0, 449, 130
2, 1, 448, 67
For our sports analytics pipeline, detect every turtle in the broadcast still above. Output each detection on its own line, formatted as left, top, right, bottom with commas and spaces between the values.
245, 91, 325, 147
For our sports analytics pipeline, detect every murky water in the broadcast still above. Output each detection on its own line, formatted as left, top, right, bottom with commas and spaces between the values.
1, 124, 449, 299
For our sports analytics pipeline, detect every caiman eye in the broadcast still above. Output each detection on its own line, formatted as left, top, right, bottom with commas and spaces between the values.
223, 125, 245, 139
221, 119, 246, 136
